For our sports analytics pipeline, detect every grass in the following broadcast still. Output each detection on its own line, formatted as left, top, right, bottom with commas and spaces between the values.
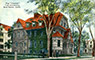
59, 54, 75, 57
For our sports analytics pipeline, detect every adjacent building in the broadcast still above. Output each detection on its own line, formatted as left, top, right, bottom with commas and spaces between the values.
12, 12, 74, 55
84, 40, 93, 54
0, 23, 12, 52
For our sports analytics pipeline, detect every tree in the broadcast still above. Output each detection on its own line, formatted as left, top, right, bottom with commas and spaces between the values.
27, 0, 62, 57
5, 40, 12, 52
72, 30, 89, 54
62, 0, 94, 57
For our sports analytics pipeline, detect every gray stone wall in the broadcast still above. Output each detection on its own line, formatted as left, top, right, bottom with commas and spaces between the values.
12, 29, 29, 53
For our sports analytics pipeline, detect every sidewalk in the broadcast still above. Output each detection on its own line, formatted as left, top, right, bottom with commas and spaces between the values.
21, 56, 95, 60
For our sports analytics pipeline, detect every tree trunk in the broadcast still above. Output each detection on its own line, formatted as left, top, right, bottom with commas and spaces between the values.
47, 36, 50, 57
77, 30, 81, 57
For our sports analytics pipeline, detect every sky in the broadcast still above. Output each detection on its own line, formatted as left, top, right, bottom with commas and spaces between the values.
0, 0, 95, 39
0, 0, 37, 26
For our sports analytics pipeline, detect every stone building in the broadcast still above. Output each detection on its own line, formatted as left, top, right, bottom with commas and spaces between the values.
0, 23, 12, 52
12, 12, 74, 55
12, 19, 30, 53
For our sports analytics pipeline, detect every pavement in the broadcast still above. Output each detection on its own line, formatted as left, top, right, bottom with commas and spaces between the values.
21, 56, 95, 60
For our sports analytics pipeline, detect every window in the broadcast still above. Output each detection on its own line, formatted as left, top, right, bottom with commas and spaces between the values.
90, 45, 92, 48
30, 41, 32, 47
30, 19, 32, 20
54, 40, 56, 42
34, 31, 37, 37
63, 42, 67, 48
24, 50, 26, 53
57, 40, 60, 47
40, 17, 42, 19
30, 50, 32, 53
32, 22, 36, 27
26, 23, 30, 27
39, 21, 43, 26
34, 51, 37, 54
20, 42, 23, 46
24, 42, 26, 46
29, 31, 32, 37
17, 32, 20, 37
90, 41, 92, 44
60, 20, 63, 26
40, 40, 43, 47
53, 30, 56, 33
0, 39, 3, 42
0, 33, 3, 36
15, 42, 18, 47
17, 23, 20, 28
0, 45, 3, 49
0, 26, 3, 31
34, 40, 36, 48
64, 23, 66, 27
41, 31, 43, 36
39, 22, 42, 26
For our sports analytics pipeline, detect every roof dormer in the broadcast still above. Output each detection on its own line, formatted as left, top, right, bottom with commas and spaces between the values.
32, 22, 36, 27
26, 22, 30, 27
38, 20, 43, 26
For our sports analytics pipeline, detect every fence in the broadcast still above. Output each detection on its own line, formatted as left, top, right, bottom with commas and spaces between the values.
0, 52, 43, 60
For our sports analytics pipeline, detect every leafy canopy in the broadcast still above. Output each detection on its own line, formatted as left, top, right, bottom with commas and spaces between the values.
28, 0, 61, 15
63, 0, 94, 30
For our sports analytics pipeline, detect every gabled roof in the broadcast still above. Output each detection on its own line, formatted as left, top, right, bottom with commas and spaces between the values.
15, 12, 64, 30
16, 18, 26, 29
52, 31, 64, 38
0, 23, 11, 31
52, 29, 73, 43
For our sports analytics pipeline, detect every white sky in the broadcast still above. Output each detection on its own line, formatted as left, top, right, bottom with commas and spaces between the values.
0, 0, 37, 26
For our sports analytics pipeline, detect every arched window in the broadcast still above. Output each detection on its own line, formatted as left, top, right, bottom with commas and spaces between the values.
40, 40, 43, 47
40, 31, 43, 36
30, 40, 32, 47
30, 50, 32, 53
17, 23, 21, 28
34, 40, 36, 48
15, 42, 18, 47
34, 31, 37, 37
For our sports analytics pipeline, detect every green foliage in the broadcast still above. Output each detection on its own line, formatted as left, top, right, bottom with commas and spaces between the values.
8, 27, 13, 37
29, 0, 60, 14
29, 28, 47, 54
72, 31, 89, 49
63, 0, 94, 30
5, 40, 12, 49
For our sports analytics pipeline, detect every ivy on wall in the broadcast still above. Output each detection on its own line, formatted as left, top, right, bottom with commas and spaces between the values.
26, 28, 47, 54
